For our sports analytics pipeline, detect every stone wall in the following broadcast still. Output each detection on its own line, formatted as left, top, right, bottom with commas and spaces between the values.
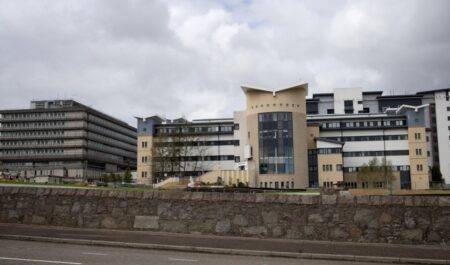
1, 186, 449, 245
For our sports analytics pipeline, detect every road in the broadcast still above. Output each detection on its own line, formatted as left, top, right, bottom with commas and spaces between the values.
0, 239, 383, 265
1, 224, 449, 261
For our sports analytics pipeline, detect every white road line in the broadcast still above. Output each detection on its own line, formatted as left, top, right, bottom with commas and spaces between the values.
58, 233, 111, 238
0, 256, 82, 264
82, 252, 108, 256
168, 257, 199, 262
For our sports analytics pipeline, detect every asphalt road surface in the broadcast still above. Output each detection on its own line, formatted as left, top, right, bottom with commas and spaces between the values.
0, 239, 385, 265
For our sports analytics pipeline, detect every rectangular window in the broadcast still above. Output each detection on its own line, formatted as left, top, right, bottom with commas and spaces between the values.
417, 164, 423, 171
327, 109, 334, 114
336, 164, 342, 171
344, 100, 354, 114
258, 112, 294, 174
142, 141, 148, 148
415, 149, 422, 156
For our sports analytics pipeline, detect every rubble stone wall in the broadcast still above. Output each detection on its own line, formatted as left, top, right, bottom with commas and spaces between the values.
1, 186, 449, 244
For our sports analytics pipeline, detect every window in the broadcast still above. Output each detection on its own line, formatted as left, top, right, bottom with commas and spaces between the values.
141, 156, 148, 163
359, 108, 370, 113
142, 141, 148, 148
415, 149, 422, 156
258, 112, 294, 174
375, 182, 384, 188
417, 164, 423, 171
336, 164, 342, 171
344, 100, 354, 114
274, 181, 278, 189
323, 181, 333, 188
322, 164, 333, 171
414, 133, 421, 140
362, 182, 369, 189
327, 109, 334, 114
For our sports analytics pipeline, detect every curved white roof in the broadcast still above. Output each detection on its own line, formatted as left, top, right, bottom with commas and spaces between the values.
241, 83, 308, 95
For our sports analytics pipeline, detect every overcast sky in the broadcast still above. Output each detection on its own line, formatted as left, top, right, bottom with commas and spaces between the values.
1, 0, 449, 125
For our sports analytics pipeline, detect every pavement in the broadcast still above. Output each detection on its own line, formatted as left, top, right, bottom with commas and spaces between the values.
0, 238, 384, 265
0, 224, 449, 264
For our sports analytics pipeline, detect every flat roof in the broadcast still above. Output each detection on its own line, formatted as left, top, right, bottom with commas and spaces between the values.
416, 88, 450, 95
0, 100, 136, 131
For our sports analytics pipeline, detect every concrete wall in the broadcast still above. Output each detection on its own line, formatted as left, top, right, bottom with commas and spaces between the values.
1, 186, 449, 245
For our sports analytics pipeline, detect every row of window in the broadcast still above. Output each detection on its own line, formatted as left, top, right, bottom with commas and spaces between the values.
324, 134, 408, 142
0, 149, 65, 155
323, 181, 387, 189
0, 112, 66, 119
153, 155, 235, 162
153, 140, 239, 147
1, 121, 65, 128
156, 125, 234, 134
251, 103, 301, 110
320, 119, 406, 129
317, 148, 342, 155
344, 165, 410, 172
1, 139, 65, 146
259, 181, 295, 189
321, 164, 342, 172
342, 150, 409, 157
0, 130, 65, 137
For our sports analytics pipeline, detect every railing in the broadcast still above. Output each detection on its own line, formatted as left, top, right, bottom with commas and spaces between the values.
153, 177, 180, 188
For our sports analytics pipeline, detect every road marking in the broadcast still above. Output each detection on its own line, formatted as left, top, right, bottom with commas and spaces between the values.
82, 252, 108, 256
0, 256, 82, 264
58, 233, 111, 238
168, 257, 199, 262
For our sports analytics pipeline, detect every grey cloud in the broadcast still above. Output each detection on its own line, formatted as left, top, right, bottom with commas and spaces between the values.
0, 0, 449, 126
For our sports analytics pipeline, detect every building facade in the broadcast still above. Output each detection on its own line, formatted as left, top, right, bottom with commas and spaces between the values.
136, 84, 449, 190
136, 116, 236, 185
0, 100, 137, 181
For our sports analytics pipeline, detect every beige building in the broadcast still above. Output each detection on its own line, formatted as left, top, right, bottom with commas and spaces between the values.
408, 126, 429, 189
134, 83, 439, 190
315, 138, 344, 188
242, 84, 309, 189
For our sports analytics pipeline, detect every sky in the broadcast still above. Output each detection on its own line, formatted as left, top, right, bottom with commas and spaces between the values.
1, 0, 450, 126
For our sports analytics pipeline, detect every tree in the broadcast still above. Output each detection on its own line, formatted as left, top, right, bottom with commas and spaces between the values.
357, 157, 396, 193
124, 167, 132, 183
152, 123, 207, 183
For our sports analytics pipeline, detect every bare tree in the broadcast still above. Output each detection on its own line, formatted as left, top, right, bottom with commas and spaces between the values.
152, 124, 208, 182
357, 157, 396, 193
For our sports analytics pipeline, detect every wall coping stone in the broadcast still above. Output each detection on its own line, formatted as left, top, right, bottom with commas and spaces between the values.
1, 186, 450, 207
